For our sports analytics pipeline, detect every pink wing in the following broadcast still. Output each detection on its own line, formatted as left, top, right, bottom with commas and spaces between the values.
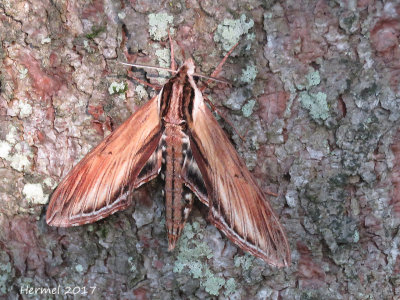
186, 93, 291, 267
46, 95, 162, 226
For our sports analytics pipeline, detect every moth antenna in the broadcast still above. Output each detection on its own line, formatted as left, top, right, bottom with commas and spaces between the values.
168, 29, 176, 71
118, 62, 178, 74
193, 74, 231, 85
118, 62, 230, 85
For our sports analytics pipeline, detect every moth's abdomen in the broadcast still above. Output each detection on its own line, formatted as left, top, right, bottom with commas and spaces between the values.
162, 125, 193, 250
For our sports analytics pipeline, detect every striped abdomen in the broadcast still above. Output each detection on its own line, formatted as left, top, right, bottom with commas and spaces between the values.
161, 124, 193, 250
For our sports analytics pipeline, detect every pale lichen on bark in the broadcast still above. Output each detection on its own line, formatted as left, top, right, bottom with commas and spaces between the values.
1, 0, 400, 299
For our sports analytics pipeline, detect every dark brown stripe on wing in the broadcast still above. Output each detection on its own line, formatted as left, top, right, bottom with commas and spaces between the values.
160, 81, 173, 120
183, 79, 195, 124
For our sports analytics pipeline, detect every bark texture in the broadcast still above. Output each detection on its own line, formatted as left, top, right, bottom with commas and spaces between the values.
1, 0, 400, 299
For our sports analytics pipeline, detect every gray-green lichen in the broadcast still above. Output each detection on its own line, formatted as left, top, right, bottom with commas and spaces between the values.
302, 177, 359, 257
353, 230, 360, 243
118, 11, 126, 20
135, 85, 148, 101
0, 125, 33, 173
75, 264, 84, 273
43, 177, 56, 189
173, 222, 230, 296
0, 141, 11, 159
108, 81, 127, 95
83, 39, 93, 53
155, 48, 170, 67
127, 257, 136, 272
214, 14, 254, 51
299, 91, 329, 121
297, 70, 329, 121
155, 46, 171, 78
224, 278, 237, 297
297, 70, 330, 121
8, 99, 32, 119
41, 37, 51, 44
6, 125, 18, 144
148, 12, 174, 41
10, 151, 32, 172
0, 252, 14, 295
242, 99, 256, 117
18, 67, 28, 79
202, 269, 226, 295
306, 70, 321, 87
22, 183, 48, 205
0, 264, 12, 295
86, 25, 106, 40
234, 254, 254, 271
241, 63, 258, 84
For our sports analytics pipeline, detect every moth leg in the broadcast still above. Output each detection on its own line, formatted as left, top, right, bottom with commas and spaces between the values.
203, 94, 245, 142
198, 41, 245, 142
266, 190, 278, 197
199, 42, 239, 92
168, 30, 176, 71
176, 40, 186, 62
127, 69, 162, 90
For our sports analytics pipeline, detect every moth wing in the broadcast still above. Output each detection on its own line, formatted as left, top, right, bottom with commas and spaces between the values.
46, 95, 162, 227
181, 147, 209, 206
134, 143, 162, 189
188, 95, 291, 267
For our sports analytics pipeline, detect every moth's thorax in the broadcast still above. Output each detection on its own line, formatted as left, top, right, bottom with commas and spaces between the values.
162, 80, 185, 125
159, 64, 195, 127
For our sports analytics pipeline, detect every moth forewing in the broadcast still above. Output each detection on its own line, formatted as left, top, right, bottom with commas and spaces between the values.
46, 95, 162, 227
185, 67, 291, 267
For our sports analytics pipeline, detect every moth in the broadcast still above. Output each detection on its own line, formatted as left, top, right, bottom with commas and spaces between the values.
46, 45, 291, 268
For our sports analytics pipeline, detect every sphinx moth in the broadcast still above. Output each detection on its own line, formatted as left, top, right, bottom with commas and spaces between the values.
46, 52, 290, 268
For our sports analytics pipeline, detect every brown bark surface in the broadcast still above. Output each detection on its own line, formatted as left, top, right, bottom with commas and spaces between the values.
1, 0, 400, 298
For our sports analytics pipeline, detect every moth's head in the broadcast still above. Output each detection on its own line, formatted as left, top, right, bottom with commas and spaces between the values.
182, 58, 195, 76
173, 59, 196, 83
